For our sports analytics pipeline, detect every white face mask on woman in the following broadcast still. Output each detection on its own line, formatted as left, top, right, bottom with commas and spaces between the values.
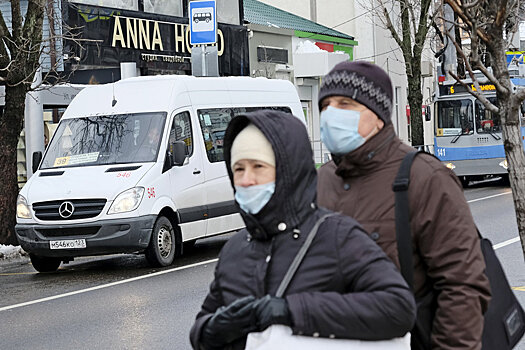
234, 182, 275, 214
320, 106, 376, 155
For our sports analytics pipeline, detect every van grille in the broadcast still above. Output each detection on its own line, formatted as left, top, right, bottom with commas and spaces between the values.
36, 226, 101, 237
33, 199, 107, 221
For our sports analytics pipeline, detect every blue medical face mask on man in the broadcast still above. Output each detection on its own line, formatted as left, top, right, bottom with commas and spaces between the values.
234, 182, 276, 214
320, 106, 375, 155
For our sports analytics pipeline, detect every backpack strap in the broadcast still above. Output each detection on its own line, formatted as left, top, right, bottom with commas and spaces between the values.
392, 151, 424, 289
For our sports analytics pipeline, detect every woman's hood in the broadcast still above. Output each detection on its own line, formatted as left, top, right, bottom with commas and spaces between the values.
224, 110, 317, 240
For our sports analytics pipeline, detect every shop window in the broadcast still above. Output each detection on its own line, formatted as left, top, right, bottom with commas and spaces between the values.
70, 0, 138, 11
143, 0, 182, 17
257, 47, 288, 64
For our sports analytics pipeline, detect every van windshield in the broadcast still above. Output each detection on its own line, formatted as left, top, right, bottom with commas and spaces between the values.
40, 112, 166, 170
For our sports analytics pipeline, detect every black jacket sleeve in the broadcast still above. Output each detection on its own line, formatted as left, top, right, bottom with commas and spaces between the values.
286, 218, 416, 340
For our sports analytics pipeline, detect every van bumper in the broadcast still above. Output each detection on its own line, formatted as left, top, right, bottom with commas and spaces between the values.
15, 215, 157, 258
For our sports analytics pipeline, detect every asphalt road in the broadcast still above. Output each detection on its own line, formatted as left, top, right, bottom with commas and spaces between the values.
1, 179, 524, 349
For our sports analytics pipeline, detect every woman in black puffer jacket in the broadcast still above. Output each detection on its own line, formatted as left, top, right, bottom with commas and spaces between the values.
190, 110, 416, 350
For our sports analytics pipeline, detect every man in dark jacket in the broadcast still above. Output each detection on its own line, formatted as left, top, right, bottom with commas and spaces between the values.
317, 61, 491, 350
190, 110, 416, 350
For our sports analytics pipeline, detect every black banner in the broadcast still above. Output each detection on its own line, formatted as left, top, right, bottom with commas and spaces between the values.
63, 2, 249, 83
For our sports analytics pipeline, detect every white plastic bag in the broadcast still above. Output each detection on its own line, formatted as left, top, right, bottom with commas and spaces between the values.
245, 325, 411, 350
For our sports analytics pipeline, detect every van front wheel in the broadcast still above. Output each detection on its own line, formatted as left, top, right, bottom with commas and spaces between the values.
30, 254, 61, 273
145, 216, 176, 267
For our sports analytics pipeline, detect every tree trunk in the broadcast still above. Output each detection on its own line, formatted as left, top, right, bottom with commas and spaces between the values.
0, 84, 27, 245
487, 26, 525, 260
407, 69, 424, 147
500, 99, 525, 259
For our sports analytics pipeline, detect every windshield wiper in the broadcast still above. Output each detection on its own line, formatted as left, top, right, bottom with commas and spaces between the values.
451, 130, 464, 143
486, 130, 501, 140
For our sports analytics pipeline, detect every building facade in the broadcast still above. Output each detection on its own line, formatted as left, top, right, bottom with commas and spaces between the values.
4, 0, 248, 186
244, 0, 356, 163
259, 0, 436, 147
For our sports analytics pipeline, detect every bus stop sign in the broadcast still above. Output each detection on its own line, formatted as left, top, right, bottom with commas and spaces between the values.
189, 0, 217, 45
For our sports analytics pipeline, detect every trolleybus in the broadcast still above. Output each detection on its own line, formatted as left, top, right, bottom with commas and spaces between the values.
434, 78, 525, 186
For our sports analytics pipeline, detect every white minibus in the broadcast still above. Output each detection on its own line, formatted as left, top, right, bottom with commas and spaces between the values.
15, 75, 304, 272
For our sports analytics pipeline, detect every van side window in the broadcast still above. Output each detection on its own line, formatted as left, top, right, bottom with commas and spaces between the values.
198, 108, 230, 163
197, 106, 293, 163
233, 107, 292, 115
170, 112, 193, 156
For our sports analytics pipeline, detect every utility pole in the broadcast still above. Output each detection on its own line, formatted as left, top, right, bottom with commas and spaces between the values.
443, 3, 457, 80
310, 0, 317, 22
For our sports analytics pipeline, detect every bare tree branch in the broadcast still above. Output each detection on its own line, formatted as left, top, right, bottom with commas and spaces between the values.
380, 0, 404, 50
408, 1, 418, 40
516, 88, 525, 103
463, 0, 484, 10
445, 26, 508, 95
444, 0, 490, 42
11, 0, 22, 40
0, 8, 12, 43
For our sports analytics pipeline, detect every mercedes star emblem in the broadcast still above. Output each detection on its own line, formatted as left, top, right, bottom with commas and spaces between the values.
59, 201, 75, 219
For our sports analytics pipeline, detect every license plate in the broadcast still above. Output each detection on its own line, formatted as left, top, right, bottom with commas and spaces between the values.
49, 239, 86, 249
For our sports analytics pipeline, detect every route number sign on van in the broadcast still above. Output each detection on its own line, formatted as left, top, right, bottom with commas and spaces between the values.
189, 0, 217, 45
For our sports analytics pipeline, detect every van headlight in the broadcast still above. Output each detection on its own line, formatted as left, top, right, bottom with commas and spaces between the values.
445, 162, 456, 170
499, 159, 508, 170
16, 195, 32, 219
108, 187, 145, 214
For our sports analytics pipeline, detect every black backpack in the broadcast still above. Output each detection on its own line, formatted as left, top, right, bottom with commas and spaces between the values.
392, 151, 525, 349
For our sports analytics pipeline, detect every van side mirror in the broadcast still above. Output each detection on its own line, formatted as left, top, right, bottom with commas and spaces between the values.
32, 151, 42, 173
171, 141, 187, 166
425, 105, 431, 122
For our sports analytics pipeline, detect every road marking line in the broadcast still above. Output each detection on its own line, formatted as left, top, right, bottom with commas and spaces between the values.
513, 286, 525, 292
467, 191, 512, 203
465, 192, 520, 250
493, 237, 521, 250
0, 258, 218, 312
0, 272, 37, 276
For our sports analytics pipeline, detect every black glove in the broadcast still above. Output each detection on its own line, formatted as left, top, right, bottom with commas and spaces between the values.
254, 295, 292, 331
200, 296, 258, 349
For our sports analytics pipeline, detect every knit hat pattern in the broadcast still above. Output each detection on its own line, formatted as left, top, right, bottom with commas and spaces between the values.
319, 61, 393, 124
230, 123, 275, 170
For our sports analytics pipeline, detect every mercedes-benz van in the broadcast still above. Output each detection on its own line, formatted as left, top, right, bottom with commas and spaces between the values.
15, 75, 304, 272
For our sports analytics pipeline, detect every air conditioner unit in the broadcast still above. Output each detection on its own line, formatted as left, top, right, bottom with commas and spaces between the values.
275, 64, 293, 72
421, 61, 433, 77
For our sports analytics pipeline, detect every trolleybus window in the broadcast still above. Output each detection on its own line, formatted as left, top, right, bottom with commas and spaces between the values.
437, 99, 473, 136
475, 98, 500, 133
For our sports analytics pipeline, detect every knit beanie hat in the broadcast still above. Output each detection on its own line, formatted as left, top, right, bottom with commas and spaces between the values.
230, 123, 275, 170
319, 61, 393, 124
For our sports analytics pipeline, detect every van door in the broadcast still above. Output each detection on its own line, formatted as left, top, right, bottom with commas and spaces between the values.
196, 107, 242, 236
168, 111, 207, 241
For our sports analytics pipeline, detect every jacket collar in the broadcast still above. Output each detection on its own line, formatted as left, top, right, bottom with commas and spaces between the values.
333, 123, 397, 178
